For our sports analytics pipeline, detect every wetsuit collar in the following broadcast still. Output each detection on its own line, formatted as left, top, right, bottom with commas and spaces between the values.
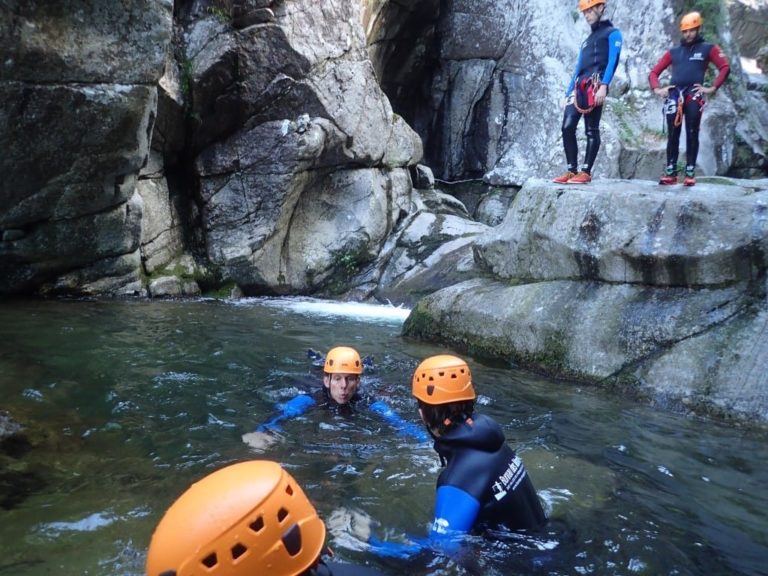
590, 18, 612, 32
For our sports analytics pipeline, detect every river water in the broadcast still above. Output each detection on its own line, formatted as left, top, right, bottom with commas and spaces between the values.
0, 298, 765, 576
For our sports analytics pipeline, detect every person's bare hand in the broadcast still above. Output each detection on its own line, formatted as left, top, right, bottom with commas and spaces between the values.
654, 85, 673, 98
241, 431, 280, 452
327, 507, 375, 542
594, 84, 608, 106
694, 83, 716, 96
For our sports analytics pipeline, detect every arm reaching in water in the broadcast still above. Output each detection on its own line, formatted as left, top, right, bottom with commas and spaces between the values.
365, 486, 482, 559
368, 400, 429, 442
256, 394, 316, 432
242, 394, 316, 451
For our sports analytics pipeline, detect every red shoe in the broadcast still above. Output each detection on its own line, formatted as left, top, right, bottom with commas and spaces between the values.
659, 175, 678, 185
567, 171, 592, 184
552, 171, 576, 184
683, 175, 696, 186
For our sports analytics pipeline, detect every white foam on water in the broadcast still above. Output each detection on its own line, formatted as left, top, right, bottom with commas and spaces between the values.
241, 297, 411, 323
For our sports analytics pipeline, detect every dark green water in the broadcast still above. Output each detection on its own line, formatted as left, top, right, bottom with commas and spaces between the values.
0, 298, 766, 576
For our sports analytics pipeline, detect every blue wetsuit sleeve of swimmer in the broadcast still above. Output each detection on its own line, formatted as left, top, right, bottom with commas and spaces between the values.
368, 400, 429, 442
431, 485, 479, 537
367, 535, 423, 559
255, 394, 316, 432
565, 48, 584, 96
602, 29, 623, 86
367, 486, 478, 559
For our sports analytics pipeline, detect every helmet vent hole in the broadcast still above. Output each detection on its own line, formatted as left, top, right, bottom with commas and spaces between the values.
286, 484, 294, 496
282, 523, 303, 556
231, 543, 247, 560
159, 571, 177, 576
202, 552, 218, 568
277, 507, 289, 522
426, 385, 435, 396
249, 516, 264, 533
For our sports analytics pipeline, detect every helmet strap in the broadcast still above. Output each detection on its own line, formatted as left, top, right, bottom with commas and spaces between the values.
442, 413, 473, 428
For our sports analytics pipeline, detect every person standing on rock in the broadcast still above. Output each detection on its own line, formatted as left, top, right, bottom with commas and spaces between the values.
553, 0, 623, 185
649, 11, 731, 187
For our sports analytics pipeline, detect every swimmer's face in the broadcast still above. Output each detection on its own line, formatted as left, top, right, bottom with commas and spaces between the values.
323, 372, 360, 404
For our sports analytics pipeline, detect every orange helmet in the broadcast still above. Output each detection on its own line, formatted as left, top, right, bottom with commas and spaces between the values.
680, 12, 702, 31
146, 461, 326, 576
579, 0, 605, 12
324, 346, 362, 374
412, 355, 476, 405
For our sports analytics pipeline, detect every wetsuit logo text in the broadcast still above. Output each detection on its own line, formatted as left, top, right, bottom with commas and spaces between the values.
491, 456, 526, 501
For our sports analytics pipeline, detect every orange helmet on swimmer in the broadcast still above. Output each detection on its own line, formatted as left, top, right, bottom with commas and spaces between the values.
412, 354, 476, 405
146, 460, 326, 576
324, 346, 363, 374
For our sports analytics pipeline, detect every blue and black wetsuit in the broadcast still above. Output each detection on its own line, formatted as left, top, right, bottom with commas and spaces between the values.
366, 413, 546, 560
256, 385, 428, 442
430, 414, 546, 534
562, 19, 623, 174
648, 35, 730, 175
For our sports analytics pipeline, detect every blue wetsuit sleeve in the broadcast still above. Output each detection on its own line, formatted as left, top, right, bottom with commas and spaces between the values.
566, 48, 583, 96
602, 29, 623, 86
431, 485, 480, 536
255, 394, 315, 432
366, 535, 422, 559
369, 400, 429, 442
367, 486, 479, 559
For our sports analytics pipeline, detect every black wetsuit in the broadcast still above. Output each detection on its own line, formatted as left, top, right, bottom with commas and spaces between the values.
312, 386, 370, 416
432, 414, 546, 532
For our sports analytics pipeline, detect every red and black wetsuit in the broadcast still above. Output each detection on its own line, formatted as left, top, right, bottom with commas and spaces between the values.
648, 35, 730, 174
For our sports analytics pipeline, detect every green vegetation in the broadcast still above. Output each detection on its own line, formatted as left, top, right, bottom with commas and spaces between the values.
180, 59, 197, 119
327, 246, 372, 294
144, 260, 223, 293
612, 98, 666, 148
611, 99, 641, 147
206, 5, 231, 22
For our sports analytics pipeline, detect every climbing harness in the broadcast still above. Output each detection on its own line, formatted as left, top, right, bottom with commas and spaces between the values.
574, 72, 602, 114
662, 86, 705, 133
674, 91, 684, 127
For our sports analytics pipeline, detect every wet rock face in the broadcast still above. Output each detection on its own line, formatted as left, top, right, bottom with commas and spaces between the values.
0, 411, 28, 457
0, 412, 46, 510
727, 0, 768, 61
0, 0, 173, 295
179, 1, 423, 295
